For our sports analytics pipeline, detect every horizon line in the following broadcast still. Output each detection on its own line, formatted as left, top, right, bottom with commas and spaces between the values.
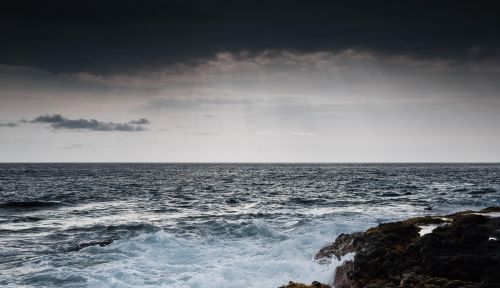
1, 161, 500, 164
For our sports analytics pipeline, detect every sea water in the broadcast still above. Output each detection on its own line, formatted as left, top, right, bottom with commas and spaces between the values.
0, 163, 499, 287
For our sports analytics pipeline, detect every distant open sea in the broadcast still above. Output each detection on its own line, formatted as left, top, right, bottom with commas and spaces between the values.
0, 163, 499, 287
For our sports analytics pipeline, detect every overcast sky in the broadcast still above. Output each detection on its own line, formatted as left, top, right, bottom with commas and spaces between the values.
1, 0, 499, 162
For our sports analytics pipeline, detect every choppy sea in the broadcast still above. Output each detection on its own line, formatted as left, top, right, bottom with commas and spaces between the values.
0, 163, 499, 287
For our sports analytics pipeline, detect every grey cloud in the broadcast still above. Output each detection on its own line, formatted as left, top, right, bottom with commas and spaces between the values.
32, 114, 64, 123
31, 114, 150, 132
0, 122, 18, 127
129, 118, 150, 125
67, 51, 500, 92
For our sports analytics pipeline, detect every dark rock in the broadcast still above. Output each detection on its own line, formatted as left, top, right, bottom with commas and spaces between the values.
281, 207, 500, 288
314, 232, 362, 262
70, 239, 113, 251
481, 206, 500, 213
333, 260, 354, 288
278, 281, 330, 288
311, 281, 324, 287
323, 208, 500, 288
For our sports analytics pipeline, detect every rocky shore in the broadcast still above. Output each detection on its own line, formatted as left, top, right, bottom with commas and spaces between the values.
281, 207, 500, 288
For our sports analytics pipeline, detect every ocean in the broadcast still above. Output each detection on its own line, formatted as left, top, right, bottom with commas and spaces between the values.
0, 163, 499, 287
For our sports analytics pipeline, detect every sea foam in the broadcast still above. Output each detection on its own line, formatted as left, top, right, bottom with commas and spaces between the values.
82, 222, 345, 287
27, 219, 350, 288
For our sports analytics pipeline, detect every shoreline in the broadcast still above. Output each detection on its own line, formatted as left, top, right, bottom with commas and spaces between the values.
282, 207, 500, 288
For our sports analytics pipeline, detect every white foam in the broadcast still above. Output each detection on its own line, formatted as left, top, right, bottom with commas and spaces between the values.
5, 205, 434, 287
27, 220, 361, 288
417, 224, 440, 236
474, 212, 500, 218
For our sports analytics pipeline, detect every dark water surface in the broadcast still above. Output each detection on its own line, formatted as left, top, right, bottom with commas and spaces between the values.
0, 163, 499, 287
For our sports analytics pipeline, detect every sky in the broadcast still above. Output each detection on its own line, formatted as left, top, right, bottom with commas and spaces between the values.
1, 0, 500, 162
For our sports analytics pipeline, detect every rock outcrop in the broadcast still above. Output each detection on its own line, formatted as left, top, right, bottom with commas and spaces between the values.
70, 238, 114, 251
316, 207, 500, 288
279, 281, 331, 288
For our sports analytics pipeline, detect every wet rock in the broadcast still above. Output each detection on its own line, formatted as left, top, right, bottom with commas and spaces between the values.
480, 206, 500, 213
321, 207, 500, 288
70, 239, 113, 251
333, 259, 354, 288
311, 281, 327, 287
278, 281, 330, 288
314, 232, 362, 262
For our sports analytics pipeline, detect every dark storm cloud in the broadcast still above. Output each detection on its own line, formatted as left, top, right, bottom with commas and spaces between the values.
31, 114, 150, 132
1, 0, 499, 73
